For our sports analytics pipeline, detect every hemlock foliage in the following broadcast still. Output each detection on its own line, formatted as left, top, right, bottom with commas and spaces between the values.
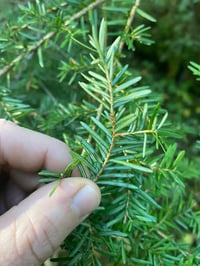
0, 1, 200, 265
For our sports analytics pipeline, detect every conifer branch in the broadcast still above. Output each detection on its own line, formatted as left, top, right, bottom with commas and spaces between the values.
1, 2, 199, 264
0, 0, 105, 77
119, 0, 141, 53
94, 60, 116, 182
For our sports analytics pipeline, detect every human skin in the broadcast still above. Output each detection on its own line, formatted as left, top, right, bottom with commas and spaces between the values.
0, 119, 101, 266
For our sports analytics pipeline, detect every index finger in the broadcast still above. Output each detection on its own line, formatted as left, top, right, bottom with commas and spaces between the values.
0, 119, 73, 173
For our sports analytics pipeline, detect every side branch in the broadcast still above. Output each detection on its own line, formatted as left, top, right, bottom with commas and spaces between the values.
114, 129, 156, 137
0, 0, 105, 78
119, 0, 141, 53
0, 31, 55, 77
94, 61, 116, 182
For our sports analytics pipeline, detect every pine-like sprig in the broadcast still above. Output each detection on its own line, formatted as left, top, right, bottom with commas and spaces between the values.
0, 1, 199, 265
49, 19, 199, 265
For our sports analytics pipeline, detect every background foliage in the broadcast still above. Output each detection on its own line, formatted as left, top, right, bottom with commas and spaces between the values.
0, 0, 200, 265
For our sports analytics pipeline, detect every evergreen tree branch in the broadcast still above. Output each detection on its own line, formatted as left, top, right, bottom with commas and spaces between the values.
1, 2, 199, 264
94, 53, 116, 182
0, 0, 105, 77
119, 0, 141, 53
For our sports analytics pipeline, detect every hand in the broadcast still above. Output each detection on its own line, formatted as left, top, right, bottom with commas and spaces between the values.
0, 119, 101, 266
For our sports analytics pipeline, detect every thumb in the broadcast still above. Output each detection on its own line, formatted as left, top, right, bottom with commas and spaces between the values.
0, 178, 101, 266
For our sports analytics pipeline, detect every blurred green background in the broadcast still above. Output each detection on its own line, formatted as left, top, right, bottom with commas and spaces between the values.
127, 0, 200, 176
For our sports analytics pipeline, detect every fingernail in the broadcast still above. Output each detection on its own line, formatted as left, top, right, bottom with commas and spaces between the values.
71, 185, 100, 219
